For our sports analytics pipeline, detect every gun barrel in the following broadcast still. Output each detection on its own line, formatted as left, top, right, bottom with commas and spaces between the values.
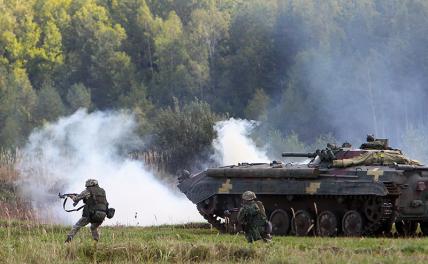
58, 193, 78, 199
282, 152, 317, 158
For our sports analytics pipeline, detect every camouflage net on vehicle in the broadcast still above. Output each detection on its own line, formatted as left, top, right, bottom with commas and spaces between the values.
332, 150, 420, 168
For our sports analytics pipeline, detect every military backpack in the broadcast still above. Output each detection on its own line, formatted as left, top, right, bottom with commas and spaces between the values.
84, 186, 108, 223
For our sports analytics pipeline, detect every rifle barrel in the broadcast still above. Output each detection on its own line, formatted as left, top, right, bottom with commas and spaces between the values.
281, 152, 317, 158
58, 193, 78, 199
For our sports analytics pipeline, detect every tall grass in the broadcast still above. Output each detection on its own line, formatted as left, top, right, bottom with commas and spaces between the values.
0, 149, 33, 220
0, 148, 18, 183
1, 221, 428, 263
1, 149, 428, 263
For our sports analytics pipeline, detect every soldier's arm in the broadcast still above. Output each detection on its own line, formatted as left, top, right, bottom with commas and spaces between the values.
237, 208, 248, 231
72, 189, 90, 203
238, 207, 248, 225
256, 201, 267, 218
237, 208, 244, 223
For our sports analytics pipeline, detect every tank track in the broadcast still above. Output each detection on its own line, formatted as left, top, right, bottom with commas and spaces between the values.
362, 197, 395, 236
197, 197, 397, 236
288, 193, 397, 236
196, 184, 399, 236
363, 182, 400, 235
198, 209, 226, 232
307, 194, 397, 236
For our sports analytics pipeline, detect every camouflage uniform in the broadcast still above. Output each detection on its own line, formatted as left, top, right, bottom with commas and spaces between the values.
65, 179, 108, 243
237, 191, 271, 243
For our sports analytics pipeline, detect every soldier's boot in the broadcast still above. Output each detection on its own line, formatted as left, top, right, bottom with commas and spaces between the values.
65, 235, 73, 243
90, 224, 100, 242
262, 233, 272, 242
263, 237, 272, 243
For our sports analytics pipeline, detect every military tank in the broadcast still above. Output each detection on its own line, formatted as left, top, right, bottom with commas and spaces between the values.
178, 136, 428, 236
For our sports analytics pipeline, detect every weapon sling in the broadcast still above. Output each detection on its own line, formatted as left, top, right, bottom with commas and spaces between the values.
62, 197, 85, 212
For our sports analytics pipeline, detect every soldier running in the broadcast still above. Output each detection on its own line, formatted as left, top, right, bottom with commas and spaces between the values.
237, 191, 272, 243
65, 179, 109, 243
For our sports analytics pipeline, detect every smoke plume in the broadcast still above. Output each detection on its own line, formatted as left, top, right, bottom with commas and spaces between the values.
260, 1, 428, 157
16, 109, 202, 225
212, 118, 269, 165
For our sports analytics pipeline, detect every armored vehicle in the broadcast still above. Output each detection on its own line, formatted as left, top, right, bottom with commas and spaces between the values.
178, 136, 428, 236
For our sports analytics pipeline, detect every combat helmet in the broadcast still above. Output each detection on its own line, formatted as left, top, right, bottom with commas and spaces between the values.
85, 179, 98, 187
242, 191, 256, 201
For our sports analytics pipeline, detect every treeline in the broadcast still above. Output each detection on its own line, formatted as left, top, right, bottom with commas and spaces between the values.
2, 0, 428, 170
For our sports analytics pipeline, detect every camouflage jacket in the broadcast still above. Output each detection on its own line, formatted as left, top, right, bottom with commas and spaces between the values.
237, 200, 267, 228
72, 189, 91, 203
72, 186, 108, 217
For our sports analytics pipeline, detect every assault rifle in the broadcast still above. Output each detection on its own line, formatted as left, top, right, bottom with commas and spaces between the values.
58, 192, 115, 219
58, 193, 78, 199
58, 193, 84, 212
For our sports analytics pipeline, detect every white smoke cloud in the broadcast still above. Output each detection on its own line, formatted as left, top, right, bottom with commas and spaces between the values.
212, 118, 269, 165
16, 109, 202, 226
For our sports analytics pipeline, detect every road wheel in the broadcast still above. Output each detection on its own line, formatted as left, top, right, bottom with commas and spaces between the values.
270, 209, 290, 235
364, 197, 383, 223
342, 210, 363, 236
316, 211, 338, 237
292, 210, 314, 236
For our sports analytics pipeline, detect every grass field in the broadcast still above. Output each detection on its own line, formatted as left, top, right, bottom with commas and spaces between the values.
1, 220, 428, 263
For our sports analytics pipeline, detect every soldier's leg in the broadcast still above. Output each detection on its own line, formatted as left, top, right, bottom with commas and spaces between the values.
261, 223, 272, 242
245, 232, 253, 243
66, 217, 90, 242
90, 222, 102, 241
245, 228, 258, 243
261, 230, 272, 242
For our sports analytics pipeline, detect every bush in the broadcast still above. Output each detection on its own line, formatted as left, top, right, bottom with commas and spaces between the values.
152, 99, 220, 172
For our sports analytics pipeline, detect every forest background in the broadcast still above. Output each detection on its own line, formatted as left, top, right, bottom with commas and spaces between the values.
2, 0, 428, 174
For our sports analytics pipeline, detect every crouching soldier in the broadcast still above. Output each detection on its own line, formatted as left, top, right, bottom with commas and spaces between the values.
237, 191, 272, 243
65, 179, 108, 243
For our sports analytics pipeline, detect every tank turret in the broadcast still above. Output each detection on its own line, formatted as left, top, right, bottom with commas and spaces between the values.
360, 135, 391, 150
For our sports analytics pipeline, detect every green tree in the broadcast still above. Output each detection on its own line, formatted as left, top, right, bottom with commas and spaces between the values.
66, 83, 91, 112
148, 0, 211, 24
26, 20, 64, 88
186, 3, 230, 99
258, 129, 307, 160
118, 82, 152, 112
151, 11, 195, 105
211, 0, 278, 114
66, 1, 135, 108
153, 100, 219, 172
34, 83, 65, 124
108, 0, 156, 79
0, 0, 42, 68
0, 67, 37, 147
244, 88, 270, 121
1, 115, 22, 148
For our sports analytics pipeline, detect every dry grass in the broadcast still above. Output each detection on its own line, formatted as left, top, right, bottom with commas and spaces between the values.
0, 149, 34, 220
1, 220, 428, 263
0, 149, 18, 183
1, 150, 428, 263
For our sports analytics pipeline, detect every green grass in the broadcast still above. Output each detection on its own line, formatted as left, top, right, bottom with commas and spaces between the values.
1, 220, 428, 263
